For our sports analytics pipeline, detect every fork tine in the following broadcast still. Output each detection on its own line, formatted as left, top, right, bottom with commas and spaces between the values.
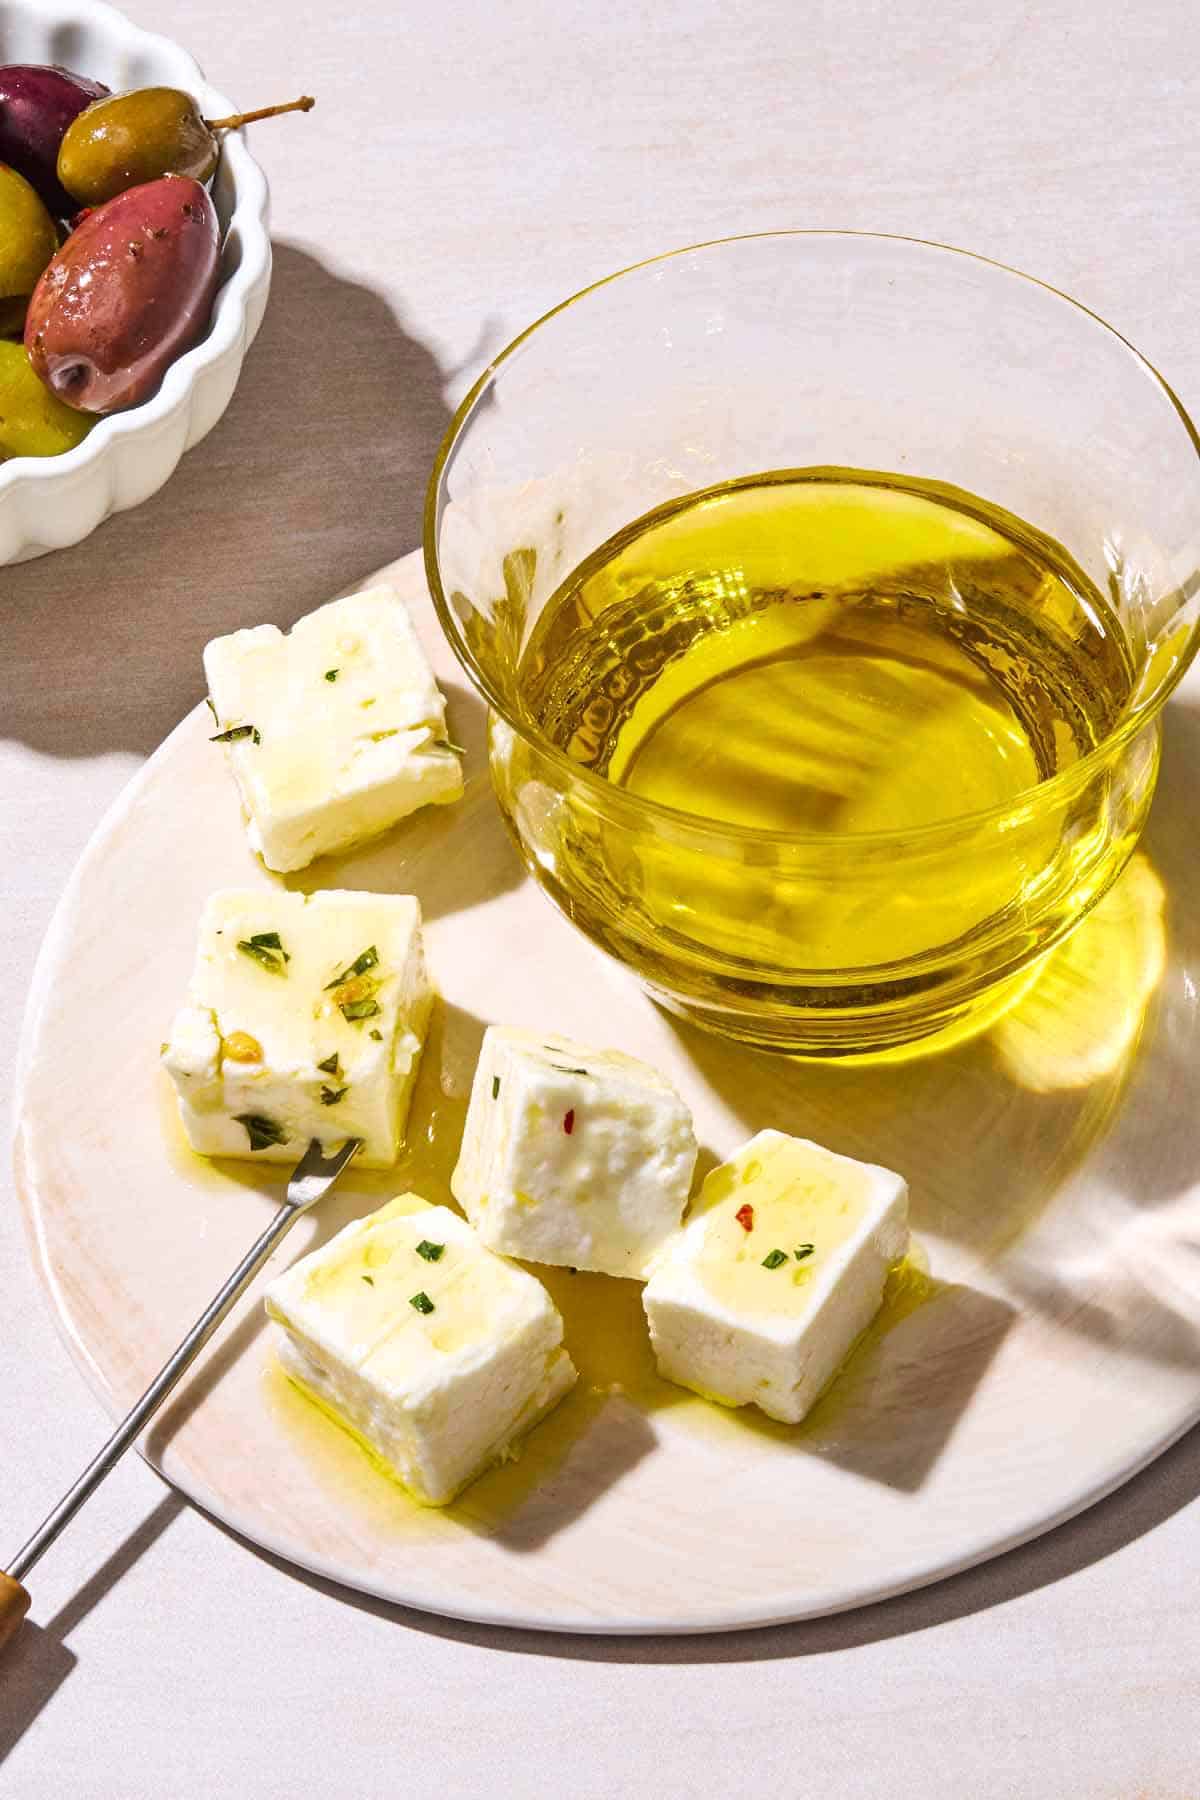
287, 1136, 363, 1210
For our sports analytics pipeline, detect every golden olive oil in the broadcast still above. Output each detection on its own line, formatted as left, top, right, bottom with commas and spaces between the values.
521, 470, 1132, 836
505, 469, 1147, 1052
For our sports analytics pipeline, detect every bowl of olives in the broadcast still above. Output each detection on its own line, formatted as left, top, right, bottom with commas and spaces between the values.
0, 0, 285, 562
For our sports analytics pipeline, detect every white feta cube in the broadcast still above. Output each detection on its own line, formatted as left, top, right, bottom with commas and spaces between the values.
204, 585, 463, 874
642, 1130, 909, 1423
162, 888, 432, 1168
451, 1027, 697, 1279
264, 1194, 577, 1504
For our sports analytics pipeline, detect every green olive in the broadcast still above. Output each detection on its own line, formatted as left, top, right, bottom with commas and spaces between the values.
57, 86, 219, 206
0, 165, 59, 336
0, 339, 93, 458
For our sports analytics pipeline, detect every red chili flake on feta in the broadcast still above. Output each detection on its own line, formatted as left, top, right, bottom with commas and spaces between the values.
563, 1108, 576, 1135
735, 1203, 755, 1232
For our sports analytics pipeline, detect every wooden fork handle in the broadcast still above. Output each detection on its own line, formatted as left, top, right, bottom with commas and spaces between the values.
0, 1572, 30, 1652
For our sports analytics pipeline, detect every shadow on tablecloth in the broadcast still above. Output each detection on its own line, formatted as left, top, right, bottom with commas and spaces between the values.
5, 242, 454, 761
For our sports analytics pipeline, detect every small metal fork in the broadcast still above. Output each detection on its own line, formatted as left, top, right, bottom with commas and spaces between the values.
0, 1135, 361, 1653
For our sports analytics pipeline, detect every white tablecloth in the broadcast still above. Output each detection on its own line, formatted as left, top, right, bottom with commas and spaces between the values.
3, 0, 1198, 1791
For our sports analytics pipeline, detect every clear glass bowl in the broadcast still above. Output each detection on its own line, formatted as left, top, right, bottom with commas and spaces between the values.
424, 232, 1200, 1057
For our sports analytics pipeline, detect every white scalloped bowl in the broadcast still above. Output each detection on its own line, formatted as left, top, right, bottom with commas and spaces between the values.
0, 0, 272, 562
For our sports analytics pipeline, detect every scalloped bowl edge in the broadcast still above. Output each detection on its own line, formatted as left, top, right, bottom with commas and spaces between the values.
0, 0, 273, 563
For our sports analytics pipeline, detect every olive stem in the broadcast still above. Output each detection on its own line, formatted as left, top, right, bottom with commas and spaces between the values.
204, 95, 315, 131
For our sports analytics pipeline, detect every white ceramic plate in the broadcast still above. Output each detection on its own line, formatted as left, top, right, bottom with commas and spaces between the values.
0, 0, 272, 563
14, 552, 1200, 1634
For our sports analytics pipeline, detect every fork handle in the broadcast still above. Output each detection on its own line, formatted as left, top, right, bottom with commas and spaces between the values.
3, 1199, 302, 1609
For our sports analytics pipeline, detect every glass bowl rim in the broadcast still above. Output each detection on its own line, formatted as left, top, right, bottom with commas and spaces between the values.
424, 227, 1200, 850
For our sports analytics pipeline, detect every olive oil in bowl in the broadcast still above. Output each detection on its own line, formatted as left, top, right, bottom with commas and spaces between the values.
500, 470, 1151, 1054
522, 470, 1129, 833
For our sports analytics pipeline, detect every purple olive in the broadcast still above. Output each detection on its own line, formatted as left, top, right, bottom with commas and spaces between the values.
0, 64, 109, 216
25, 176, 220, 414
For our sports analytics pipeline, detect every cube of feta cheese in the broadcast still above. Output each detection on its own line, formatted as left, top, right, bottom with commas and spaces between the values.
204, 585, 463, 874
264, 1194, 577, 1504
162, 888, 432, 1169
642, 1130, 909, 1424
451, 1027, 697, 1279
